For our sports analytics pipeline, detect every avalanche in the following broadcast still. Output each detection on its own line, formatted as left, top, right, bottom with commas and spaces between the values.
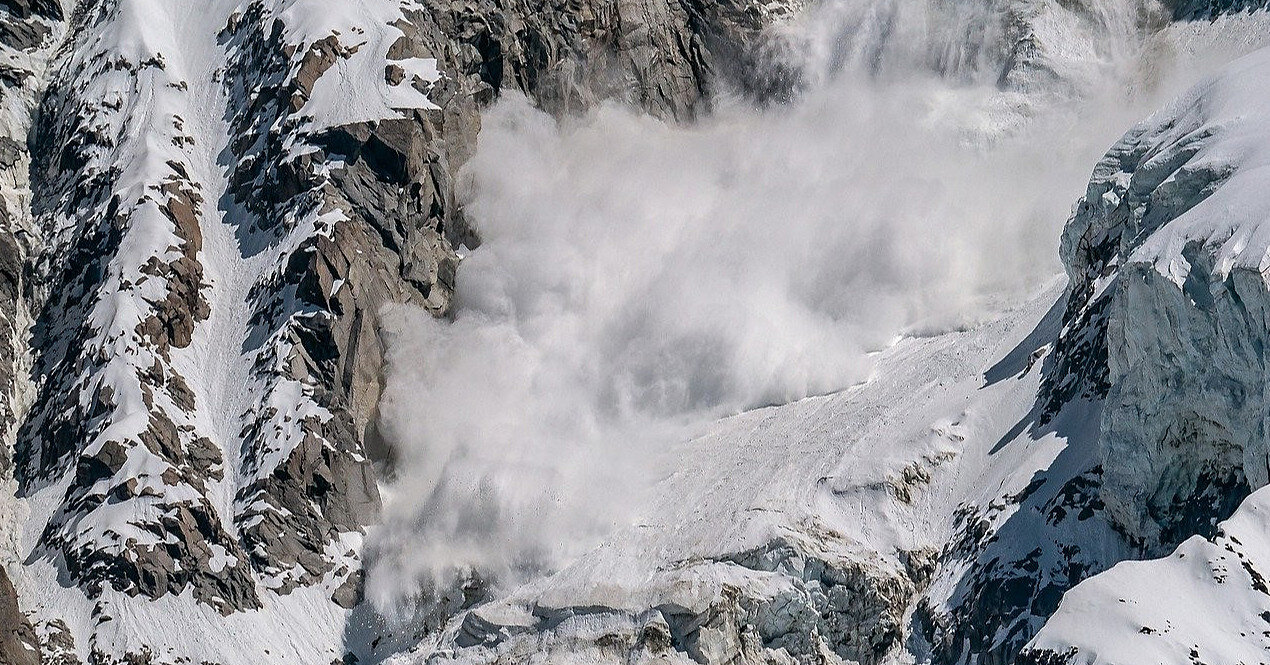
0, 0, 1269, 663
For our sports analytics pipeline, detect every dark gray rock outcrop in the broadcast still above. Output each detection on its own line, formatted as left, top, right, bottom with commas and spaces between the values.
0, 566, 38, 665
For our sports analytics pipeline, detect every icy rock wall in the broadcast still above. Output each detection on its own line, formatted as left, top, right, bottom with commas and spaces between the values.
1054, 46, 1270, 552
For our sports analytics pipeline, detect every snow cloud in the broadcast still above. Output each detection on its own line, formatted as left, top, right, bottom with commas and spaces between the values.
362, 0, 1244, 616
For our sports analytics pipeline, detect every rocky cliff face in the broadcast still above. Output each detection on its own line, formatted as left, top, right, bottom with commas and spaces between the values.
1019, 44, 1270, 665
0, 1, 61, 663
0, 566, 37, 665
1052, 57, 1270, 553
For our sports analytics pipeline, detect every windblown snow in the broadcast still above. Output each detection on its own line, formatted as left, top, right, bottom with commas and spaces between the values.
369, 0, 1270, 639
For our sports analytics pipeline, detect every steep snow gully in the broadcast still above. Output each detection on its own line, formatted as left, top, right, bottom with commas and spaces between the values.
2, 0, 1270, 664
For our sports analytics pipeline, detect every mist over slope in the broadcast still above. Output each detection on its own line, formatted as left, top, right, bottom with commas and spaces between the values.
368, 0, 1270, 618
372, 19, 1270, 662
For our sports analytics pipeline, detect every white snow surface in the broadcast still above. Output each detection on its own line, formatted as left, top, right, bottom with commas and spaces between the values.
1030, 487, 1270, 664
283, 0, 441, 129
1126, 48, 1270, 285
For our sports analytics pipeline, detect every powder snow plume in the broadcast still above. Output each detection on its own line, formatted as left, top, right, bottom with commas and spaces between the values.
362, 0, 1242, 615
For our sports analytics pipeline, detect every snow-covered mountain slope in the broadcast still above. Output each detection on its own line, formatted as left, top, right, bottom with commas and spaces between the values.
1026, 489, 1270, 665
0, 0, 1269, 663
